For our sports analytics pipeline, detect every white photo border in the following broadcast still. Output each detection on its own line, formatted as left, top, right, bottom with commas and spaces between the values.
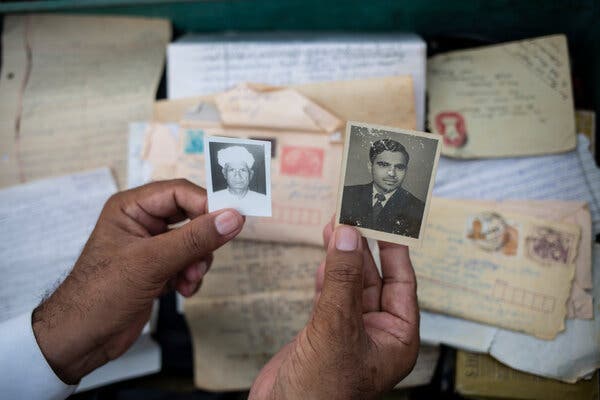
204, 135, 272, 217
335, 121, 441, 247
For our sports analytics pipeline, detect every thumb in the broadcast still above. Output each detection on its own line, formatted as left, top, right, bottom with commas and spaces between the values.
314, 225, 364, 326
141, 209, 244, 281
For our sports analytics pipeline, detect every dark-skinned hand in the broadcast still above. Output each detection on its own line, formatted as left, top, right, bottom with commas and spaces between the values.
32, 179, 244, 384
249, 221, 420, 399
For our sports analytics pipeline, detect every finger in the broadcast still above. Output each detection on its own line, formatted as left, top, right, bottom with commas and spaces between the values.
322, 214, 335, 248
161, 276, 177, 296
112, 179, 208, 235
314, 225, 364, 326
176, 279, 200, 297
140, 209, 244, 281
379, 242, 419, 326
249, 340, 295, 400
313, 260, 326, 306
183, 260, 209, 282
362, 238, 382, 313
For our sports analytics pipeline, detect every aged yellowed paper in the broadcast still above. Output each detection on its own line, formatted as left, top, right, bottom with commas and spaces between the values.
412, 197, 580, 339
184, 240, 322, 391
0, 14, 170, 189
428, 35, 575, 158
153, 75, 416, 130
468, 200, 592, 319
455, 351, 599, 400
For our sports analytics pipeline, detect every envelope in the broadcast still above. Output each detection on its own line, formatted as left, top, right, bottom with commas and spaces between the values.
146, 77, 416, 245
412, 197, 580, 339
427, 35, 576, 158
467, 199, 593, 319
153, 75, 416, 128
455, 351, 599, 400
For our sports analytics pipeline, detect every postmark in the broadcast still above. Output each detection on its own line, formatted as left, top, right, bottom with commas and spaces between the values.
434, 111, 468, 148
280, 146, 324, 177
466, 212, 518, 256
525, 227, 577, 265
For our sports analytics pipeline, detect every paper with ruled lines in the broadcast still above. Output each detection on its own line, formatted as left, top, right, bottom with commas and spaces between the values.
0, 168, 116, 322
0, 14, 170, 189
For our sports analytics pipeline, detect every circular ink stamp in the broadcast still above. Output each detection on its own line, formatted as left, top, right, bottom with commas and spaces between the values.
434, 111, 467, 148
466, 212, 508, 252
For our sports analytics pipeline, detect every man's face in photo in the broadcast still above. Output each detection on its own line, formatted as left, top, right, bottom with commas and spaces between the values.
224, 161, 253, 190
370, 150, 407, 194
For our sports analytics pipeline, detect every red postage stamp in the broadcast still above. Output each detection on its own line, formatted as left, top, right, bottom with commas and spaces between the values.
280, 146, 324, 177
434, 111, 468, 148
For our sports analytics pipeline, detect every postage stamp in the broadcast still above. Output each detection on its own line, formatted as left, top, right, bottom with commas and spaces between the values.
466, 212, 518, 256
525, 227, 577, 265
434, 111, 468, 148
184, 129, 205, 154
280, 146, 324, 177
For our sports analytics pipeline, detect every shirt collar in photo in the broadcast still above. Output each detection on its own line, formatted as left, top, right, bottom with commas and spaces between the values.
372, 185, 397, 207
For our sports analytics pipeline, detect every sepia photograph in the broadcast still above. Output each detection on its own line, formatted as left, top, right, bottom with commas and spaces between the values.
336, 121, 441, 246
205, 136, 272, 217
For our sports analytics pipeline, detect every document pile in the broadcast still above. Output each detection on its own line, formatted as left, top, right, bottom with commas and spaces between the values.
142, 32, 600, 393
419, 34, 600, 386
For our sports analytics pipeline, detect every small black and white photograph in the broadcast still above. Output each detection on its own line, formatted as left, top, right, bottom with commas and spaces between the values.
336, 121, 441, 246
205, 136, 272, 217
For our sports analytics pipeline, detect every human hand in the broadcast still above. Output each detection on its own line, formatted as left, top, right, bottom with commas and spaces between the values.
249, 222, 420, 399
32, 179, 244, 384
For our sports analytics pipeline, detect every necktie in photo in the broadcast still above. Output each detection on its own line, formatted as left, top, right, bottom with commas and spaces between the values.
373, 193, 386, 222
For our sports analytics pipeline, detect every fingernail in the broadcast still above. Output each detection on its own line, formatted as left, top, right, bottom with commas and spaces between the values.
335, 226, 359, 251
196, 261, 208, 277
215, 211, 239, 235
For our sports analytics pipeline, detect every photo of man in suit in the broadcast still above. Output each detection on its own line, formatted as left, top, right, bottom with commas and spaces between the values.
339, 138, 425, 238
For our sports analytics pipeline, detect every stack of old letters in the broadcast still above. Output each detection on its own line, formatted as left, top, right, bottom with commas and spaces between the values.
147, 33, 600, 396
1, 15, 597, 396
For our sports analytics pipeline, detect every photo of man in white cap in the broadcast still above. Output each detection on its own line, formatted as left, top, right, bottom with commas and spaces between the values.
214, 145, 266, 200
205, 137, 272, 217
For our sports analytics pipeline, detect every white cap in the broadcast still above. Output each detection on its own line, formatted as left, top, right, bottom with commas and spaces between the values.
217, 145, 255, 169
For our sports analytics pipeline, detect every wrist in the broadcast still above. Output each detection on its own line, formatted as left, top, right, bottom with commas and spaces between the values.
31, 287, 107, 384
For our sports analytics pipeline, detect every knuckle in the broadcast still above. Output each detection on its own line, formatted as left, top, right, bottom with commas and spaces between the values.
182, 225, 211, 255
104, 192, 123, 210
325, 258, 362, 285
173, 178, 192, 187
315, 297, 361, 334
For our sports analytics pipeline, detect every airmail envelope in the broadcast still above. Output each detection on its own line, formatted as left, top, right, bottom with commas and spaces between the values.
144, 78, 416, 245
427, 35, 576, 158
411, 197, 580, 340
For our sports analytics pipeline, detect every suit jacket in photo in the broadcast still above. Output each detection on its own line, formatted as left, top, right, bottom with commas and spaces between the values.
339, 183, 425, 238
